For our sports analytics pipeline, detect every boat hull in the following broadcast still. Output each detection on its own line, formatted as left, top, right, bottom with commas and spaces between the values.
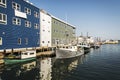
83, 47, 90, 53
56, 49, 84, 59
4, 57, 36, 65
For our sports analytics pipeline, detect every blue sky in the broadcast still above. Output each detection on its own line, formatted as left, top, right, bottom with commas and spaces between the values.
29, 0, 120, 40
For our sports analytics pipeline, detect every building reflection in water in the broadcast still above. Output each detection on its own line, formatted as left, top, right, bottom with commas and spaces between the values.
0, 55, 86, 80
52, 55, 85, 80
39, 58, 53, 80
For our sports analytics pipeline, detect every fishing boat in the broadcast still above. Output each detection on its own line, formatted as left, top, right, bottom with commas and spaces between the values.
56, 45, 84, 59
4, 50, 36, 65
77, 42, 91, 53
90, 43, 100, 49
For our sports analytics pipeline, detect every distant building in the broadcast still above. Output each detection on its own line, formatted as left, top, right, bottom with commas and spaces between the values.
0, 0, 40, 50
105, 40, 119, 44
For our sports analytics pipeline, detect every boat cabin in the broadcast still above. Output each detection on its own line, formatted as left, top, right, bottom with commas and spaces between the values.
21, 50, 36, 59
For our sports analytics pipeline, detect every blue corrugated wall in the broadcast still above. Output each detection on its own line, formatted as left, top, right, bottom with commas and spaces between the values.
0, 0, 40, 50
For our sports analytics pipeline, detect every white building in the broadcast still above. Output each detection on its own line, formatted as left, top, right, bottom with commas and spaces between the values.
77, 36, 94, 44
40, 10, 52, 47
86, 37, 94, 43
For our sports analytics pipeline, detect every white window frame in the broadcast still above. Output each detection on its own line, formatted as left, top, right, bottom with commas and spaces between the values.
25, 20, 31, 28
18, 38, 21, 45
0, 0, 6, 8
25, 38, 28, 45
34, 23, 39, 29
0, 37, 2, 45
24, 7, 31, 15
12, 17, 21, 26
34, 11, 39, 18
37, 39, 39, 45
12, 2, 21, 11
0, 13, 7, 25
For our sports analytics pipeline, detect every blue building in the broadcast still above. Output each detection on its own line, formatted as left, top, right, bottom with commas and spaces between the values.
0, 0, 40, 50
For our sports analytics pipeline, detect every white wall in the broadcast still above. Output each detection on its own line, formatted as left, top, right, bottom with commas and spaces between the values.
40, 11, 52, 47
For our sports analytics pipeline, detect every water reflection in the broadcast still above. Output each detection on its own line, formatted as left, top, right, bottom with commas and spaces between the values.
52, 55, 85, 80
0, 54, 85, 80
1, 45, 120, 80
39, 58, 53, 80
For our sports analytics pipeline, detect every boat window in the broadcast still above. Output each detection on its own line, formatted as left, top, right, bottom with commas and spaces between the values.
30, 53, 34, 55
22, 53, 27, 55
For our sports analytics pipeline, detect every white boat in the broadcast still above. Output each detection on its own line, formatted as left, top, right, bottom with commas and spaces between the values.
56, 45, 84, 59
77, 42, 91, 53
4, 50, 36, 65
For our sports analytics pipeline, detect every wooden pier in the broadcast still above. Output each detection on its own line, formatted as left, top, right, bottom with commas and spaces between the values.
0, 53, 4, 64
36, 47, 56, 57
0, 46, 56, 64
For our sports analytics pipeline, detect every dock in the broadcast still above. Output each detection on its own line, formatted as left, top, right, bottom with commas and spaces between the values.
0, 47, 56, 64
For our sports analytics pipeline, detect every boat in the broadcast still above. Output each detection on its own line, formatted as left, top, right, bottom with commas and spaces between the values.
90, 43, 100, 49
77, 42, 91, 53
4, 50, 36, 65
56, 45, 84, 59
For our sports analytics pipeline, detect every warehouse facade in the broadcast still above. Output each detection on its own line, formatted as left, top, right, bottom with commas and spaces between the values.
0, 0, 40, 50
51, 16, 76, 46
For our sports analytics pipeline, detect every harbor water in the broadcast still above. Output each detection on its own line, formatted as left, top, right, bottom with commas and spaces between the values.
0, 44, 120, 80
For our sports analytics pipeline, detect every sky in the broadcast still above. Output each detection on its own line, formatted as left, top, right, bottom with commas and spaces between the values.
29, 0, 120, 40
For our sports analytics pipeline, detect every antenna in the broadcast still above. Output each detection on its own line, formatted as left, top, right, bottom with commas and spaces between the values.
87, 32, 88, 37
81, 32, 83, 37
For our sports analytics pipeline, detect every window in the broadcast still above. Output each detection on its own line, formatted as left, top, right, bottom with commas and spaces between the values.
48, 41, 50, 43
25, 21, 31, 28
48, 21, 50, 23
34, 23, 39, 29
25, 7, 31, 15
42, 19, 45, 21
37, 39, 39, 45
42, 41, 44, 43
30, 53, 34, 55
12, 2, 21, 11
13, 17, 21, 25
25, 38, 28, 45
0, 37, 2, 45
34, 11, 39, 18
18, 38, 21, 45
22, 53, 27, 55
0, 0, 6, 8
0, 13, 7, 24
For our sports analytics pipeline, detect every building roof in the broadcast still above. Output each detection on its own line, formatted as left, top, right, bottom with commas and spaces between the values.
51, 15, 76, 29
23, 0, 39, 9
40, 9, 76, 29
